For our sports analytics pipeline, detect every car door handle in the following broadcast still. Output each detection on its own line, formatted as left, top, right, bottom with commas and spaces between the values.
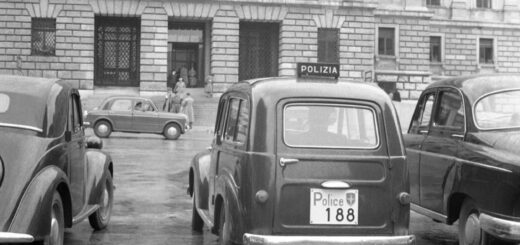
280, 158, 299, 167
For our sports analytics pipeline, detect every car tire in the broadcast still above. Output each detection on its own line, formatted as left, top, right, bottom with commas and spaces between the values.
89, 173, 114, 230
163, 123, 181, 140
94, 120, 112, 138
459, 199, 484, 245
45, 192, 64, 245
218, 203, 232, 245
192, 196, 204, 232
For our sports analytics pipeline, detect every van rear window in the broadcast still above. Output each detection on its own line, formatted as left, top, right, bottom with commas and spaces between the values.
283, 104, 379, 149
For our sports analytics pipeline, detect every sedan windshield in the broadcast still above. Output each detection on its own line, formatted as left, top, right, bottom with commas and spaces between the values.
475, 90, 520, 129
283, 104, 379, 148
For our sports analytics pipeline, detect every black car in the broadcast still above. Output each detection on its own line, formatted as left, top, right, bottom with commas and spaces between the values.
0, 76, 114, 245
405, 74, 520, 244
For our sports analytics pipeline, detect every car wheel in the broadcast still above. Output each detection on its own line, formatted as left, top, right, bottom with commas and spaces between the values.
89, 173, 114, 230
459, 199, 484, 245
94, 121, 112, 138
45, 192, 64, 245
163, 123, 181, 140
192, 196, 204, 232
218, 203, 232, 245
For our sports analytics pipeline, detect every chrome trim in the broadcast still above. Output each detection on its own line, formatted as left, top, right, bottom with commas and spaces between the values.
243, 233, 415, 245
458, 159, 513, 174
72, 204, 100, 224
405, 149, 512, 174
196, 207, 214, 228
0, 232, 34, 243
411, 203, 447, 223
480, 213, 520, 241
0, 123, 42, 133
321, 180, 351, 189
282, 103, 380, 150
473, 88, 520, 131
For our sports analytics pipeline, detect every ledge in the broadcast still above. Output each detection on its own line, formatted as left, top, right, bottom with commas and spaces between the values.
375, 70, 431, 76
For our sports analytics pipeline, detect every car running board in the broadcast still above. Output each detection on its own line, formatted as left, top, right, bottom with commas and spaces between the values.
73, 204, 101, 225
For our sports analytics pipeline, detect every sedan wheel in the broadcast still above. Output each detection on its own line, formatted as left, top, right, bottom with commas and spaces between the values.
459, 199, 483, 245
94, 121, 112, 138
89, 174, 114, 230
163, 123, 181, 140
45, 192, 64, 245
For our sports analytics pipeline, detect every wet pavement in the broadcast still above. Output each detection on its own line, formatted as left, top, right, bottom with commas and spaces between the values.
64, 127, 459, 245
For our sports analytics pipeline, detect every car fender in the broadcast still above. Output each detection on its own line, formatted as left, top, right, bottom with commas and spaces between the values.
190, 150, 211, 209
92, 117, 114, 129
9, 166, 70, 240
85, 149, 113, 205
163, 120, 185, 134
216, 168, 244, 244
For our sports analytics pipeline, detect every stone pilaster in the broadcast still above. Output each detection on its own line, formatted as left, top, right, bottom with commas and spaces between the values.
211, 5, 239, 92
140, 2, 168, 91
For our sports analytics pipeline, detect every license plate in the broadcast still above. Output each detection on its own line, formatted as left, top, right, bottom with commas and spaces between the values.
310, 188, 358, 225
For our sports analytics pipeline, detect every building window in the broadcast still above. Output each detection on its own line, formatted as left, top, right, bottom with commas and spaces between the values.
430, 36, 442, 62
427, 0, 441, 6
479, 38, 494, 64
31, 18, 56, 56
476, 0, 491, 8
318, 28, 339, 63
378, 27, 395, 56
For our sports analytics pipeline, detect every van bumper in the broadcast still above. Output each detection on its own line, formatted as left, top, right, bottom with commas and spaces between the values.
480, 213, 520, 241
0, 232, 34, 243
243, 233, 415, 245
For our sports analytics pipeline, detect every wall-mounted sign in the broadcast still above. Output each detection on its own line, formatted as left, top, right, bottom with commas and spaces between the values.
297, 63, 340, 79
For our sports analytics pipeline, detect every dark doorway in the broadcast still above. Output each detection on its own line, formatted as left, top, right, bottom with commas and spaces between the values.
94, 17, 140, 87
168, 21, 206, 89
239, 22, 279, 81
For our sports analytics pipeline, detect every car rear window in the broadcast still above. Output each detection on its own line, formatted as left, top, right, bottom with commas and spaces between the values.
475, 90, 520, 129
283, 104, 379, 149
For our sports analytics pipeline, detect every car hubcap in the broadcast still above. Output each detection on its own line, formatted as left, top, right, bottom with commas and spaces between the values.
50, 205, 62, 245
167, 127, 178, 136
465, 213, 481, 245
99, 183, 110, 221
98, 124, 108, 134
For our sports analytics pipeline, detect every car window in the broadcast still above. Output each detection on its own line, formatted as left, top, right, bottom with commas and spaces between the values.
0, 94, 9, 113
419, 94, 435, 127
215, 99, 227, 136
432, 90, 464, 130
409, 92, 435, 134
283, 104, 378, 149
235, 100, 249, 143
224, 98, 240, 142
110, 99, 132, 111
475, 90, 520, 129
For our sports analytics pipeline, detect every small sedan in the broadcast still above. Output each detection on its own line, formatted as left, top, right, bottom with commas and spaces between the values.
405, 74, 520, 244
0, 75, 114, 245
85, 96, 188, 140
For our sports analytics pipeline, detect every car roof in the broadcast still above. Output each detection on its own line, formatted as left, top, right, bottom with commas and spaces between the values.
228, 77, 391, 106
0, 75, 61, 98
426, 73, 520, 103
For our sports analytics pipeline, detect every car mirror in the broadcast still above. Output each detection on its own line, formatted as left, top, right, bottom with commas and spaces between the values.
86, 136, 103, 149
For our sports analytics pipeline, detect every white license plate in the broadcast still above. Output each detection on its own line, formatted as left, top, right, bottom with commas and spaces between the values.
310, 188, 358, 225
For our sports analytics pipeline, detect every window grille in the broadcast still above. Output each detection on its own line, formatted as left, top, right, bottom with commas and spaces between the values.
476, 0, 491, 8
31, 18, 56, 56
239, 22, 279, 81
430, 36, 442, 62
427, 0, 441, 6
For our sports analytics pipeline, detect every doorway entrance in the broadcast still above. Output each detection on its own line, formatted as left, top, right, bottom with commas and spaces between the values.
167, 21, 207, 89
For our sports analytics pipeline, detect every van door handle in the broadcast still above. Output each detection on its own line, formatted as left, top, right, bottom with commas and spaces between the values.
280, 158, 299, 167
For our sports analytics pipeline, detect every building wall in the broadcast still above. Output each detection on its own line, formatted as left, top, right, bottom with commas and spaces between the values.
1, 0, 520, 99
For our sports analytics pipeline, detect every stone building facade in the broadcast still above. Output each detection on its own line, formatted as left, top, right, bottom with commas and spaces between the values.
1, 0, 520, 99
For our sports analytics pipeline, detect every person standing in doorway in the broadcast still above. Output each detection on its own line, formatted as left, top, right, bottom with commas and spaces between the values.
180, 66, 189, 88
163, 88, 173, 112
181, 92, 195, 129
168, 70, 177, 91
174, 77, 186, 95
188, 64, 197, 87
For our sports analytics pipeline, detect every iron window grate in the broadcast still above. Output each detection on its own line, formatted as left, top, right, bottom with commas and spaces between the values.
31, 18, 56, 56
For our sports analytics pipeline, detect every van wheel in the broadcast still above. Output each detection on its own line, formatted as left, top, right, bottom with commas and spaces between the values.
94, 120, 112, 138
192, 196, 203, 232
218, 203, 232, 245
163, 123, 181, 140
45, 192, 64, 245
459, 199, 484, 245
89, 173, 114, 230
